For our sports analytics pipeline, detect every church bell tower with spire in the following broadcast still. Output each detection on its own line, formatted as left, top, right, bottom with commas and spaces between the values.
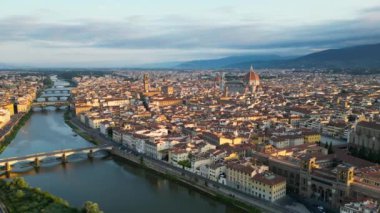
143, 73, 150, 93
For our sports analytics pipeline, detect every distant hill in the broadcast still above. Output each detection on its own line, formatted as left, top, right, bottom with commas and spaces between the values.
136, 61, 182, 69
284, 43, 380, 69
176, 43, 380, 70
0, 63, 13, 69
176, 55, 285, 69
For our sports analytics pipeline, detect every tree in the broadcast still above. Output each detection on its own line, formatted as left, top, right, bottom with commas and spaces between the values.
11, 177, 29, 188
15, 189, 25, 199
178, 160, 191, 169
83, 201, 103, 213
328, 142, 334, 154
368, 149, 377, 162
376, 151, 380, 163
349, 146, 357, 156
358, 146, 366, 158
107, 128, 113, 138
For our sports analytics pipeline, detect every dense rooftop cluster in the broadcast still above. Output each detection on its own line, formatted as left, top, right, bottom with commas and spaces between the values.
70, 69, 380, 208
0, 73, 41, 130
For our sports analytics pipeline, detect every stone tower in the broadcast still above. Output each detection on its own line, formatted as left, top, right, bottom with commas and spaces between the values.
143, 74, 149, 93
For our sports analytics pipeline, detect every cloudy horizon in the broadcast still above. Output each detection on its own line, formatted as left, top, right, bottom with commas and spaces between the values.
1, 0, 380, 67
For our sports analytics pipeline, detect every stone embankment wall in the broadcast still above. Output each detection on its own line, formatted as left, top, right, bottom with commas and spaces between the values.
0, 113, 27, 143
111, 148, 284, 213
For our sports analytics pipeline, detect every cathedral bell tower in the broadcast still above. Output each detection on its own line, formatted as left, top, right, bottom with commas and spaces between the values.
143, 74, 150, 93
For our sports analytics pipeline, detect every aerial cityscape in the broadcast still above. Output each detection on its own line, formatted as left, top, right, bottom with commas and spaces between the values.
1, 1, 380, 213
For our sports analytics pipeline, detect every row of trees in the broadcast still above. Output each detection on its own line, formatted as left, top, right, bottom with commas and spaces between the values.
349, 146, 380, 163
178, 160, 191, 169
323, 142, 334, 154
42, 77, 53, 88
0, 177, 103, 213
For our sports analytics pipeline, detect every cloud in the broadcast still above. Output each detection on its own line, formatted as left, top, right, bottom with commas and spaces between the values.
1, 12, 379, 52
0, 5, 379, 66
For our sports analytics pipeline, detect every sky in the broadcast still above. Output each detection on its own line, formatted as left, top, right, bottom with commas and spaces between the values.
0, 0, 380, 67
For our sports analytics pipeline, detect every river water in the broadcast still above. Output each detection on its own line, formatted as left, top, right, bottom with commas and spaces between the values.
0, 110, 243, 213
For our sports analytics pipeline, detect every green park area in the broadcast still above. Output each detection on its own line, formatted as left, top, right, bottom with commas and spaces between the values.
0, 177, 102, 213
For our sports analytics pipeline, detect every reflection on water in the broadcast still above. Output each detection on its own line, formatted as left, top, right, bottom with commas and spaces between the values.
0, 110, 245, 213
0, 110, 94, 158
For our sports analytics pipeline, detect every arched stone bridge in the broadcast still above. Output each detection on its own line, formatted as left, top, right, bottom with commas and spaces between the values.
0, 145, 113, 172
32, 101, 70, 108
38, 94, 70, 102
44, 87, 73, 94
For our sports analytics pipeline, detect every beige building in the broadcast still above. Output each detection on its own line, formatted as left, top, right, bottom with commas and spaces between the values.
226, 163, 286, 202
169, 149, 189, 166
103, 98, 130, 107
151, 98, 182, 107
201, 132, 242, 146
304, 131, 321, 143
251, 171, 287, 202
0, 108, 11, 129
162, 86, 174, 95
74, 104, 92, 115
208, 163, 226, 182
16, 100, 31, 113
0, 103, 14, 116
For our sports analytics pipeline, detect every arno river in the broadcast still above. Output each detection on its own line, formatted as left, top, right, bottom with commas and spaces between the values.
0, 93, 243, 212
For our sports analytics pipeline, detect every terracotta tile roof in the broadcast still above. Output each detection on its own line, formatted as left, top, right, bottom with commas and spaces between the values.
252, 172, 285, 186
357, 121, 380, 130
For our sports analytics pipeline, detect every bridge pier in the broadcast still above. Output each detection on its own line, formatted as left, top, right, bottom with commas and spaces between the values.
5, 162, 11, 172
62, 153, 67, 164
41, 105, 47, 112
34, 157, 40, 168
88, 149, 94, 159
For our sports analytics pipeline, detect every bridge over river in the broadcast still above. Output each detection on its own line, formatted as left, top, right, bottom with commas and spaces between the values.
0, 145, 112, 172
32, 101, 70, 108
0, 76, 241, 213
43, 87, 73, 93
34, 81, 73, 107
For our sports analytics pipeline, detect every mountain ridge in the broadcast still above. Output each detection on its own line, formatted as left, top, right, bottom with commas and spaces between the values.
176, 54, 288, 69
176, 43, 380, 69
